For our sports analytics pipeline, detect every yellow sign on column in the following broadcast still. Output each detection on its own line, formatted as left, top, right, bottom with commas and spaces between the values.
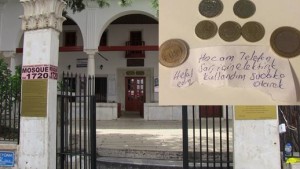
235, 106, 277, 120
21, 79, 48, 117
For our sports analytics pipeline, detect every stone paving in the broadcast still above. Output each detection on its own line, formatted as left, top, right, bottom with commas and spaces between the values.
96, 117, 233, 154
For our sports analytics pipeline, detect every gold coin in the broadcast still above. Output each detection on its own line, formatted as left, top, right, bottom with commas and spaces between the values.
270, 26, 300, 58
159, 39, 189, 68
219, 21, 241, 42
242, 21, 265, 42
195, 20, 218, 40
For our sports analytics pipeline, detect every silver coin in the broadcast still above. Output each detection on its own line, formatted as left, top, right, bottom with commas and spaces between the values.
199, 0, 223, 18
195, 20, 218, 40
242, 21, 265, 42
233, 0, 256, 18
159, 39, 189, 67
270, 27, 300, 58
219, 21, 241, 42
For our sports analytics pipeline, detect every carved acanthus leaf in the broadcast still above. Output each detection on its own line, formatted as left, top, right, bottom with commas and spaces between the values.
20, 0, 66, 32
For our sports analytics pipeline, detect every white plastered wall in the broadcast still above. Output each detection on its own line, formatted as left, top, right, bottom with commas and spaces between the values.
1, 1, 158, 104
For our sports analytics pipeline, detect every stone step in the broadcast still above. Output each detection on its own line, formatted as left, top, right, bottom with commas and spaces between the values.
98, 148, 183, 161
97, 157, 182, 169
97, 148, 233, 162
97, 157, 234, 169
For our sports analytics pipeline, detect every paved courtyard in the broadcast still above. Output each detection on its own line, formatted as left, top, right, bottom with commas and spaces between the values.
96, 117, 233, 153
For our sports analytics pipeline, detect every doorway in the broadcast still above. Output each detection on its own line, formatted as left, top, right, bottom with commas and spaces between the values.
199, 106, 223, 117
95, 77, 107, 102
125, 77, 145, 117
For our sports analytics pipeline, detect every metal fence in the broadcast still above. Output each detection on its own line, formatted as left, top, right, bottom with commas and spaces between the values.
0, 79, 20, 143
57, 73, 96, 169
182, 106, 233, 169
279, 106, 300, 161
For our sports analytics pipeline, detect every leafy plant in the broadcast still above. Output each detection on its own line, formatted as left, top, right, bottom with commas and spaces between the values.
0, 58, 21, 140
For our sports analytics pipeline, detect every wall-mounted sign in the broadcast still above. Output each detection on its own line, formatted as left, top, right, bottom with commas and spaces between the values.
235, 106, 277, 120
0, 151, 14, 167
77, 58, 87, 68
154, 77, 159, 93
21, 79, 47, 117
22, 64, 57, 80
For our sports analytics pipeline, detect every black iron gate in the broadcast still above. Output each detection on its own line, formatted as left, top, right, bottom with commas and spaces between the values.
182, 106, 233, 169
57, 73, 96, 169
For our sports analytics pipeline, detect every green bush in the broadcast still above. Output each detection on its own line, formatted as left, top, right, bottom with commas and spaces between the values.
0, 58, 21, 134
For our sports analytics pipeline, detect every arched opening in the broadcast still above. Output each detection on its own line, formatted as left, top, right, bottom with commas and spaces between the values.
96, 13, 158, 118
59, 16, 84, 51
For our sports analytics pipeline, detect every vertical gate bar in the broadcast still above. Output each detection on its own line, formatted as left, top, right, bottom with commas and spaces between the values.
206, 106, 209, 168
4, 78, 7, 140
13, 88, 16, 142
60, 73, 65, 169
84, 75, 87, 169
0, 81, 2, 140
182, 106, 189, 169
297, 106, 300, 155
70, 74, 73, 168
199, 106, 203, 168
88, 76, 92, 168
91, 95, 97, 169
220, 106, 223, 168
75, 75, 78, 169
193, 106, 196, 168
9, 81, 12, 141
18, 90, 21, 144
79, 75, 82, 168
213, 107, 216, 169
226, 105, 230, 168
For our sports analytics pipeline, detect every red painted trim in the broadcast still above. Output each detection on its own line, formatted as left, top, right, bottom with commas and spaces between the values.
99, 45, 159, 51
16, 46, 84, 53
59, 46, 83, 52
16, 45, 159, 53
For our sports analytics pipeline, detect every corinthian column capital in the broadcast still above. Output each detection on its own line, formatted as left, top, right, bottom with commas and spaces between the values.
19, 0, 66, 32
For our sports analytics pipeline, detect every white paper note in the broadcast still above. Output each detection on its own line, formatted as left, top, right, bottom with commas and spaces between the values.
171, 46, 296, 102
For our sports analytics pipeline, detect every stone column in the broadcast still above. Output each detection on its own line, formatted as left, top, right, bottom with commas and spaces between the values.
2, 51, 16, 74
0, 1, 8, 48
234, 106, 281, 169
18, 1, 65, 169
85, 49, 98, 77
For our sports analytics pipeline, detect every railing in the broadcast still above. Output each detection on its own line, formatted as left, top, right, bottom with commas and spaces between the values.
57, 73, 96, 169
0, 80, 20, 143
279, 106, 300, 161
125, 41, 145, 58
182, 106, 233, 169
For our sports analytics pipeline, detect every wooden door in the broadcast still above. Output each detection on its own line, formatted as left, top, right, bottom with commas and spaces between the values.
125, 77, 145, 117
199, 106, 222, 117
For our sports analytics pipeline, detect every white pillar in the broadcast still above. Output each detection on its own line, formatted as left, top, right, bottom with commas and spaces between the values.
234, 106, 281, 169
0, 1, 8, 49
2, 51, 16, 74
18, 1, 65, 169
85, 49, 97, 76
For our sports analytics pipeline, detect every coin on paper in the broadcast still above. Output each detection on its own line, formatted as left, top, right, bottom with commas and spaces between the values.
219, 21, 241, 42
270, 26, 300, 58
233, 0, 256, 19
242, 21, 265, 42
195, 20, 218, 40
159, 39, 189, 68
199, 0, 223, 18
